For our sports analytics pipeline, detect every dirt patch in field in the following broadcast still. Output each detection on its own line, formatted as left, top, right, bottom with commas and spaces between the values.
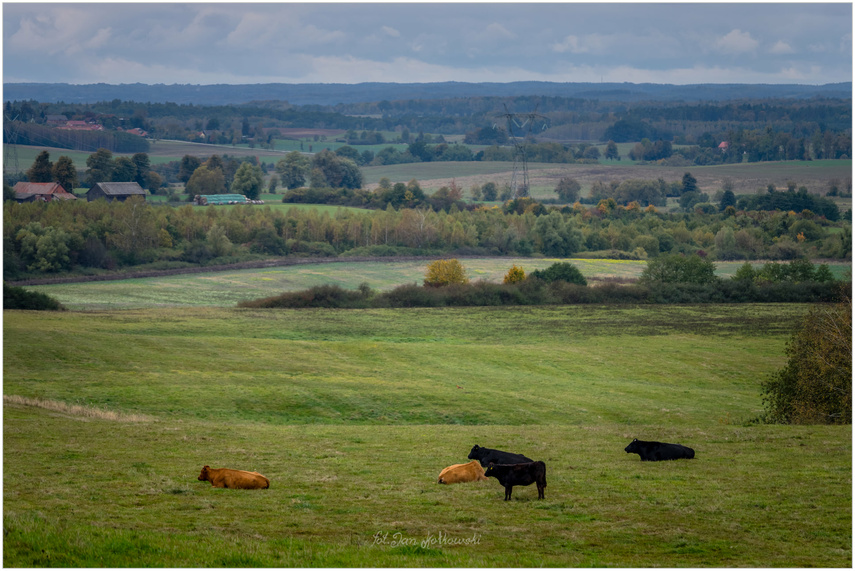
278, 128, 347, 139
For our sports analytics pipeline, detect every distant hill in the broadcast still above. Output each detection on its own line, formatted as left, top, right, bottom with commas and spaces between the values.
4, 81, 851, 106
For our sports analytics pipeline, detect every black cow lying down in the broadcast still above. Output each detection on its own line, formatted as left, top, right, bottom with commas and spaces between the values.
484, 461, 547, 500
468, 444, 532, 468
625, 438, 695, 461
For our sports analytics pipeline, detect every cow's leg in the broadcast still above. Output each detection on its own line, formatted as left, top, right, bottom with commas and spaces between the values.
537, 483, 545, 499
504, 486, 512, 501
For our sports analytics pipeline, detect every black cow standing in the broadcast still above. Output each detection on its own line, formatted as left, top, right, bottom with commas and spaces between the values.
468, 445, 533, 468
484, 461, 547, 500
624, 438, 695, 461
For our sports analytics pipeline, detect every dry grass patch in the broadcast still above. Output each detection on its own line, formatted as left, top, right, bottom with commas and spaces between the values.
3, 394, 155, 422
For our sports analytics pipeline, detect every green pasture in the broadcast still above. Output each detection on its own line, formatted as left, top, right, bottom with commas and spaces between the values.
3, 305, 851, 567
7, 145, 94, 171
23, 258, 645, 311
25, 257, 851, 311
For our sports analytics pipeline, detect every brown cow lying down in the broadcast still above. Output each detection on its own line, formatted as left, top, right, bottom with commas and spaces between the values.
437, 460, 488, 484
197, 465, 270, 489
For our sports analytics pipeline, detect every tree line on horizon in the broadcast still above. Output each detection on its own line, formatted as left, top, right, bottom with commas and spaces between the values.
4, 93, 850, 166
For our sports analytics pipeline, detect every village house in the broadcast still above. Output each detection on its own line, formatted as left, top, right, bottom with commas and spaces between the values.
58, 120, 103, 131
86, 182, 146, 202
120, 127, 149, 137
13, 182, 77, 203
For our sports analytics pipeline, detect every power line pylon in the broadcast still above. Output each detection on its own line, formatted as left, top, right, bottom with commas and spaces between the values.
3, 113, 21, 178
495, 104, 549, 199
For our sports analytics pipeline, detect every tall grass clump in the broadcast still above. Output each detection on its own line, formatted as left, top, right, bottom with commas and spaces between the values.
4, 395, 153, 422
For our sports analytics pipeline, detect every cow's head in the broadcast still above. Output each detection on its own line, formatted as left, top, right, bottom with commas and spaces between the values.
198, 465, 211, 481
467, 445, 481, 460
484, 462, 496, 478
624, 439, 640, 453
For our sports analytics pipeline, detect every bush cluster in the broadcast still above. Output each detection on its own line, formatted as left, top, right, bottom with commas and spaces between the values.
3, 283, 64, 310
240, 277, 846, 310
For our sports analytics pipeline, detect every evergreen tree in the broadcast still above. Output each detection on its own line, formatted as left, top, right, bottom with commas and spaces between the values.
681, 172, 699, 195
178, 155, 202, 184
26, 150, 53, 183
51, 156, 78, 192
131, 153, 151, 187
719, 189, 737, 211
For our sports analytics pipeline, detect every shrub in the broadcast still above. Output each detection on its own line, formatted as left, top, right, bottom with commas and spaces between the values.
503, 265, 526, 284
3, 283, 64, 310
761, 293, 851, 424
378, 283, 444, 308
640, 253, 718, 285
529, 262, 587, 286
424, 259, 469, 287
238, 284, 369, 309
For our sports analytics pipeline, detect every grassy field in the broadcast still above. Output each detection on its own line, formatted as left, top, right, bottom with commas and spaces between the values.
362, 159, 853, 202
25, 257, 852, 311
3, 304, 851, 567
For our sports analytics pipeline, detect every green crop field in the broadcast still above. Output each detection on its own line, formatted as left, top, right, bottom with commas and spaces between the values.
3, 303, 850, 567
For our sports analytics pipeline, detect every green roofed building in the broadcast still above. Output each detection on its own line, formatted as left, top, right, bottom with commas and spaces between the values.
194, 194, 248, 205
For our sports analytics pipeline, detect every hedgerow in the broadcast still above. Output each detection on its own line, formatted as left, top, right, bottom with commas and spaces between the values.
239, 278, 847, 309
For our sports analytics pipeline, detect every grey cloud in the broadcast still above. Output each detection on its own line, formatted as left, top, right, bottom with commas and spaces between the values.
3, 3, 851, 86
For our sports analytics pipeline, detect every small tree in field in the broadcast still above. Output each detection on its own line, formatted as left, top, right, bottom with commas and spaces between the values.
424, 259, 469, 287
503, 265, 526, 284
761, 292, 851, 424
554, 177, 581, 203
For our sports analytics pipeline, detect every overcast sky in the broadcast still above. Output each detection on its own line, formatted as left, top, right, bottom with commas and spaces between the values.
3, 2, 852, 86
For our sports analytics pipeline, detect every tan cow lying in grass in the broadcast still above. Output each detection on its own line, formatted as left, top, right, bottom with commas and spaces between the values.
437, 460, 488, 484
197, 465, 270, 489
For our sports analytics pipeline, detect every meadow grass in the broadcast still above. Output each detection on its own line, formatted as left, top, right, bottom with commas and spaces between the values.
25, 258, 647, 310
3, 304, 850, 567
27, 257, 851, 311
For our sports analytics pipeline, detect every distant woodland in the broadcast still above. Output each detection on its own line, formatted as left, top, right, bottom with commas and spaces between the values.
3, 81, 851, 162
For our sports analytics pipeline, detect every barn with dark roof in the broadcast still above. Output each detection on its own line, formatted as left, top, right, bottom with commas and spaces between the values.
86, 182, 147, 202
